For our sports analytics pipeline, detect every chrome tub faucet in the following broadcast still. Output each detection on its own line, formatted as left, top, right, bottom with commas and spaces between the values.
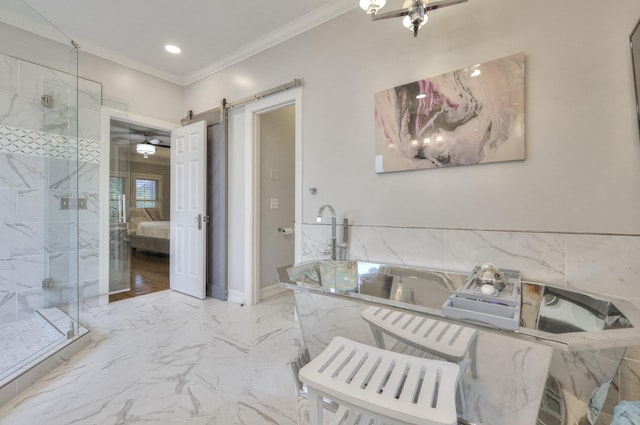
317, 204, 348, 260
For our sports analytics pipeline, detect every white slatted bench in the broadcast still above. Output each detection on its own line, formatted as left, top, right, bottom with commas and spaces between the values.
299, 336, 460, 425
361, 307, 478, 378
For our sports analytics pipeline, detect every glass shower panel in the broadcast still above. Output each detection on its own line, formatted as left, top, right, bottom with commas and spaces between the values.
109, 119, 132, 294
0, 0, 80, 380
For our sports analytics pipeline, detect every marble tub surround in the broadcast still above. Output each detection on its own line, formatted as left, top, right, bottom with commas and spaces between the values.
303, 223, 640, 300
0, 290, 303, 424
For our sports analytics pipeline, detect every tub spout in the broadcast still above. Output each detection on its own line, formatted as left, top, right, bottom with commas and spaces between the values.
317, 205, 337, 260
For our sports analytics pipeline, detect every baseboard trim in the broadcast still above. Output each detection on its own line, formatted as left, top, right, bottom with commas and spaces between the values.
227, 289, 245, 305
261, 283, 288, 301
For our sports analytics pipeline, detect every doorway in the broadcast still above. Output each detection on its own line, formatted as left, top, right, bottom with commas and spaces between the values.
99, 109, 177, 301
109, 119, 171, 300
258, 105, 295, 299
243, 88, 302, 305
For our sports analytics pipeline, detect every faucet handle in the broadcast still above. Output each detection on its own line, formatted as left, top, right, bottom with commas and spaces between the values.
321, 239, 333, 256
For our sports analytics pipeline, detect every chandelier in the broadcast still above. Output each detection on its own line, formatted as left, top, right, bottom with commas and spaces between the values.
359, 0, 468, 37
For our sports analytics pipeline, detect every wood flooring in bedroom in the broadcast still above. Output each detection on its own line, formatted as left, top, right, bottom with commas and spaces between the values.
109, 250, 169, 302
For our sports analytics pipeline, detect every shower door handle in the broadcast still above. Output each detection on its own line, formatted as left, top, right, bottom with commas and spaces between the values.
120, 195, 127, 223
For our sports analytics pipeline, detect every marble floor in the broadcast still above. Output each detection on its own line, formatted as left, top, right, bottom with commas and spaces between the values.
0, 290, 303, 425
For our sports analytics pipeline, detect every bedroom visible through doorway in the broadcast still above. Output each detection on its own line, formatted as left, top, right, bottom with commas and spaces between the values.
108, 119, 171, 302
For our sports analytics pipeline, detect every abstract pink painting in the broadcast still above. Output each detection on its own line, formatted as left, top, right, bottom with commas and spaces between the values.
374, 53, 525, 173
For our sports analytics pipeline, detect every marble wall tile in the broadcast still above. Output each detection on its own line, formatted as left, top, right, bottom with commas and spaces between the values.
77, 161, 100, 193
80, 192, 100, 222
79, 279, 99, 299
16, 189, 44, 222
79, 221, 99, 251
78, 107, 101, 140
0, 93, 42, 131
443, 229, 566, 284
19, 60, 72, 99
0, 255, 46, 293
79, 251, 99, 284
16, 288, 43, 321
567, 235, 640, 300
349, 225, 445, 269
301, 224, 331, 261
0, 153, 48, 190
0, 222, 45, 258
0, 188, 16, 222
48, 157, 73, 190
42, 285, 77, 312
0, 54, 19, 93
47, 252, 78, 287
45, 222, 77, 255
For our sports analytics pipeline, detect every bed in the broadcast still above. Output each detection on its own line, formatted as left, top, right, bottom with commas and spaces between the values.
128, 208, 170, 255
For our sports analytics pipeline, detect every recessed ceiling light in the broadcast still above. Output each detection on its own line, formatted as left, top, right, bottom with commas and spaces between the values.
165, 44, 181, 54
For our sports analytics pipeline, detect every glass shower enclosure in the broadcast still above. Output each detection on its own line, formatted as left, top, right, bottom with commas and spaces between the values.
0, 0, 85, 384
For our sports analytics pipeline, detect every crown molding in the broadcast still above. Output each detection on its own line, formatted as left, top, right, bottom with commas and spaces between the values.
77, 40, 185, 85
3, 0, 357, 87
181, 0, 357, 86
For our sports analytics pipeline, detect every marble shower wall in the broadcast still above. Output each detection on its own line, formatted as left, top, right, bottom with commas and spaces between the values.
0, 51, 102, 325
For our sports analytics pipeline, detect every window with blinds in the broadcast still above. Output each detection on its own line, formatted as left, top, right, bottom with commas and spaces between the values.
135, 178, 159, 208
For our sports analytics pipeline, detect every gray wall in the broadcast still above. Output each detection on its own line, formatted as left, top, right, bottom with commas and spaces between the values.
185, 0, 640, 235
259, 106, 295, 289
183, 0, 640, 300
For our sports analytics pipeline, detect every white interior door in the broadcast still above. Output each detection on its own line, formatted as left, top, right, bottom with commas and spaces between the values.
170, 120, 207, 299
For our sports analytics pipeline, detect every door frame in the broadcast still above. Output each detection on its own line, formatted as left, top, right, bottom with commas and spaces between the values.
243, 88, 302, 305
98, 107, 179, 298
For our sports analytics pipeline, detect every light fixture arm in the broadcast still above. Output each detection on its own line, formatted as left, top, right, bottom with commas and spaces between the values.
368, 0, 468, 37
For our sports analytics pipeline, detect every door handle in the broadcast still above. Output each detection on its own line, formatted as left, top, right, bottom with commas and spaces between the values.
196, 213, 202, 230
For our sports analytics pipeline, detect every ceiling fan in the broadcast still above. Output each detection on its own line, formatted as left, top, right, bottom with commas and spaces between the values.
361, 0, 468, 37
123, 131, 171, 147
110, 120, 171, 147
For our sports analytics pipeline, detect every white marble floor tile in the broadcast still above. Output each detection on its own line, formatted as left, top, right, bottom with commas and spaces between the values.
0, 290, 302, 425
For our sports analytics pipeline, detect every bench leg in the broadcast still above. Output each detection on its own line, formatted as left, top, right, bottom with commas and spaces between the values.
308, 389, 323, 425
368, 324, 386, 349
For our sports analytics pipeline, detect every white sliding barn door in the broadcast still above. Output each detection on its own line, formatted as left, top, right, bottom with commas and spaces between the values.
170, 120, 207, 299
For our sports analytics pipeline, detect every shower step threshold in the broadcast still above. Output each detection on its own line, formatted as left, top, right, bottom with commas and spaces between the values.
36, 308, 73, 337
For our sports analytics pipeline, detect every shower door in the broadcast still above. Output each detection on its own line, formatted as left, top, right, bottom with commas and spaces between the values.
109, 120, 132, 294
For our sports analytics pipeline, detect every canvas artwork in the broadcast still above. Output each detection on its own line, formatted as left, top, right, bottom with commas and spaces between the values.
374, 53, 525, 173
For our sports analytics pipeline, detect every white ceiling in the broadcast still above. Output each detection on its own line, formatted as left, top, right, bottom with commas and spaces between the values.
19, 0, 357, 86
